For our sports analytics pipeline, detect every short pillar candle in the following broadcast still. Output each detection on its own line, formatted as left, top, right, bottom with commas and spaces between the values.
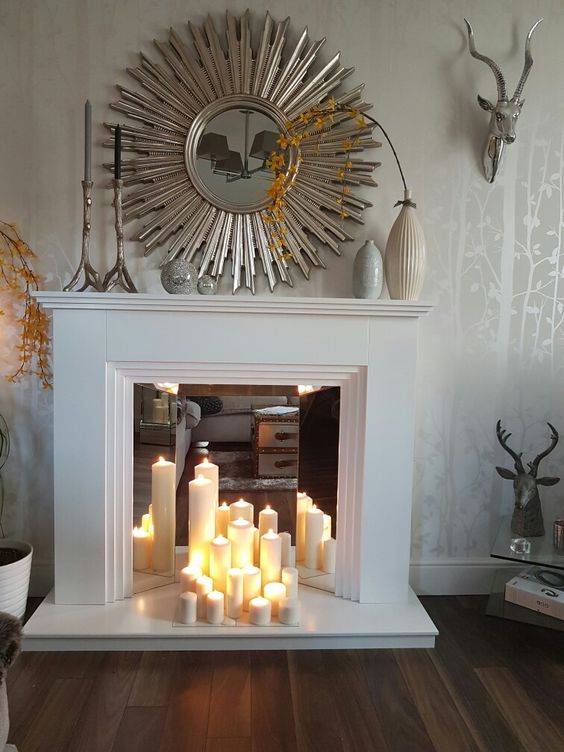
210, 535, 231, 593
282, 566, 299, 599
305, 505, 324, 570
228, 518, 254, 568
229, 498, 254, 523
226, 567, 244, 619
322, 538, 337, 574
242, 565, 261, 610
179, 563, 202, 593
263, 581, 286, 617
178, 591, 197, 624
132, 527, 152, 571
195, 575, 213, 620
260, 529, 282, 586
279, 597, 300, 626
249, 596, 271, 626
206, 591, 224, 624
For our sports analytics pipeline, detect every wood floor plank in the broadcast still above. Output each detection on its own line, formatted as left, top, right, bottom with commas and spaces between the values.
54, 651, 104, 679
7, 652, 61, 747
250, 651, 297, 752
395, 649, 479, 752
207, 652, 251, 739
18, 677, 93, 752
360, 650, 435, 752
111, 706, 167, 752
205, 739, 251, 752
476, 666, 564, 752
127, 651, 177, 707
159, 652, 213, 752
68, 652, 142, 752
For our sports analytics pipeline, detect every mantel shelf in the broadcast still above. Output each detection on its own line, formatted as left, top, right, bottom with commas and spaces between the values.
34, 291, 434, 318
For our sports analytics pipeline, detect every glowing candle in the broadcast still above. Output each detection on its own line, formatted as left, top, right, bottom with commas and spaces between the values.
282, 566, 298, 599
249, 596, 271, 626
228, 518, 254, 568
216, 502, 230, 537
226, 568, 243, 619
260, 529, 282, 586
253, 527, 260, 565
142, 512, 152, 534
195, 457, 219, 504
229, 498, 254, 524
263, 581, 286, 617
188, 474, 215, 573
132, 527, 152, 571
280, 532, 292, 566
242, 565, 261, 611
259, 505, 278, 537
323, 514, 332, 542
322, 538, 337, 574
210, 535, 231, 593
180, 563, 202, 593
151, 456, 176, 575
195, 575, 213, 620
178, 591, 197, 624
296, 491, 313, 561
305, 505, 324, 570
279, 597, 300, 626
206, 590, 224, 624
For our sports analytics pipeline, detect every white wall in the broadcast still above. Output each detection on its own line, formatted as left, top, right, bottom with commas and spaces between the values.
1, 0, 563, 594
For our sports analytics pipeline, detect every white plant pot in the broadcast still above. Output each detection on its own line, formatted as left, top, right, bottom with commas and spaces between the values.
384, 189, 426, 301
0, 540, 32, 620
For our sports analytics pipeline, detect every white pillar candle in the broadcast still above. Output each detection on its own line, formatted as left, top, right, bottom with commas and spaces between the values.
322, 538, 337, 574
195, 575, 213, 620
279, 597, 300, 626
249, 596, 271, 626
228, 518, 254, 568
206, 590, 224, 624
141, 512, 152, 534
263, 581, 286, 617
305, 505, 324, 570
152, 398, 163, 422
242, 565, 261, 610
195, 457, 219, 504
296, 491, 313, 561
280, 532, 292, 566
216, 502, 230, 538
210, 535, 231, 593
229, 498, 254, 524
287, 545, 296, 567
258, 505, 278, 537
151, 457, 176, 575
323, 514, 332, 542
160, 393, 170, 422
253, 527, 260, 565
188, 474, 215, 573
226, 567, 243, 619
132, 527, 152, 571
260, 530, 282, 586
178, 591, 197, 624
281, 566, 298, 599
179, 563, 202, 593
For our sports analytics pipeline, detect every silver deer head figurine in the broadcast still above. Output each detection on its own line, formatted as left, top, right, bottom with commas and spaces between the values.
496, 420, 559, 538
464, 19, 543, 183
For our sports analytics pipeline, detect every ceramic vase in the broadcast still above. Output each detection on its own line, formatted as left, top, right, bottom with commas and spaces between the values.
384, 189, 426, 300
0, 540, 32, 619
352, 240, 383, 299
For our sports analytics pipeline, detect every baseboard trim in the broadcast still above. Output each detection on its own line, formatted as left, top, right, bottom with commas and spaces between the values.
410, 558, 522, 595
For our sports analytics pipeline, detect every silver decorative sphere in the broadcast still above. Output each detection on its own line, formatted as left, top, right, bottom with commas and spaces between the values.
160, 260, 197, 294
197, 274, 218, 295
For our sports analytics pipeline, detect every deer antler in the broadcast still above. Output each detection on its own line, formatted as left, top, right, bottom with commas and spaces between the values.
464, 19, 507, 101
496, 420, 525, 473
528, 422, 559, 477
512, 19, 543, 102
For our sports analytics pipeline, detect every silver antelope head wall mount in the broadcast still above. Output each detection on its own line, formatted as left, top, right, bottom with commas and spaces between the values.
464, 18, 543, 183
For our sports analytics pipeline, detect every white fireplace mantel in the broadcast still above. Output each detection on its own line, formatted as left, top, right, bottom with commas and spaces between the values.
24, 292, 437, 651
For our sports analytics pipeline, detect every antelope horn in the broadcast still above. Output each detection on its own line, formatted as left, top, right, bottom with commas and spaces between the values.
496, 420, 525, 473
528, 421, 558, 476
464, 19, 507, 101
512, 18, 543, 102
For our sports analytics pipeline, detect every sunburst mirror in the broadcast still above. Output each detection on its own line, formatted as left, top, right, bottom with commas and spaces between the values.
105, 11, 381, 293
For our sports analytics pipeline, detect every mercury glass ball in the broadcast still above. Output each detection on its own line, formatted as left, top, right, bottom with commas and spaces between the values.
197, 274, 218, 295
160, 260, 197, 294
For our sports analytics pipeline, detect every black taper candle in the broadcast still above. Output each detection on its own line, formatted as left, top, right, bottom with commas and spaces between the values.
114, 125, 122, 179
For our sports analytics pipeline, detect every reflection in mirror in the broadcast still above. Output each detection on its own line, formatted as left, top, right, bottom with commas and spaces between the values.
195, 108, 279, 206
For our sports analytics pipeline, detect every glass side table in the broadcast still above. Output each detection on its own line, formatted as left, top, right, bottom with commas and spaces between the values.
487, 516, 564, 631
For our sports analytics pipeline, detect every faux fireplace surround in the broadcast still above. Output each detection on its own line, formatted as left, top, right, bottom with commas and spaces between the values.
24, 293, 437, 650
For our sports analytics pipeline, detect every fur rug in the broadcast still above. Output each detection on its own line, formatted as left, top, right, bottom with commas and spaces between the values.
0, 613, 21, 686
213, 450, 297, 491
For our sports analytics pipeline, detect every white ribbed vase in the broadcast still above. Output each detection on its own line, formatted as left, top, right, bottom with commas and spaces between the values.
384, 189, 426, 300
0, 540, 33, 619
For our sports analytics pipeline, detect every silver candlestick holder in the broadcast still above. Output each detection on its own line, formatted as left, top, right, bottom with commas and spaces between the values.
102, 178, 137, 293
63, 180, 103, 292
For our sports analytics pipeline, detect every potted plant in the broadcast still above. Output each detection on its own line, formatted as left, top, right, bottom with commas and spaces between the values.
0, 415, 32, 620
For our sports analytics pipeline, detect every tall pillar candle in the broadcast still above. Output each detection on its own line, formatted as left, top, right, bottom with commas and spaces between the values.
180, 563, 202, 593
282, 566, 299, 599
322, 538, 337, 574
263, 581, 286, 617
216, 502, 230, 537
195, 575, 213, 620
323, 514, 332, 542
206, 591, 224, 624
188, 475, 215, 572
260, 530, 282, 586
296, 491, 313, 561
195, 457, 219, 504
280, 532, 292, 566
228, 518, 254, 568
242, 565, 261, 610
151, 456, 176, 575
133, 527, 152, 571
229, 498, 254, 523
258, 505, 278, 537
226, 568, 243, 619
305, 505, 324, 570
210, 535, 231, 593
253, 527, 260, 565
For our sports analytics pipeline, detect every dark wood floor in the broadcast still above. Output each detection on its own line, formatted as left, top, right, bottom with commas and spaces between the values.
10, 596, 564, 751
